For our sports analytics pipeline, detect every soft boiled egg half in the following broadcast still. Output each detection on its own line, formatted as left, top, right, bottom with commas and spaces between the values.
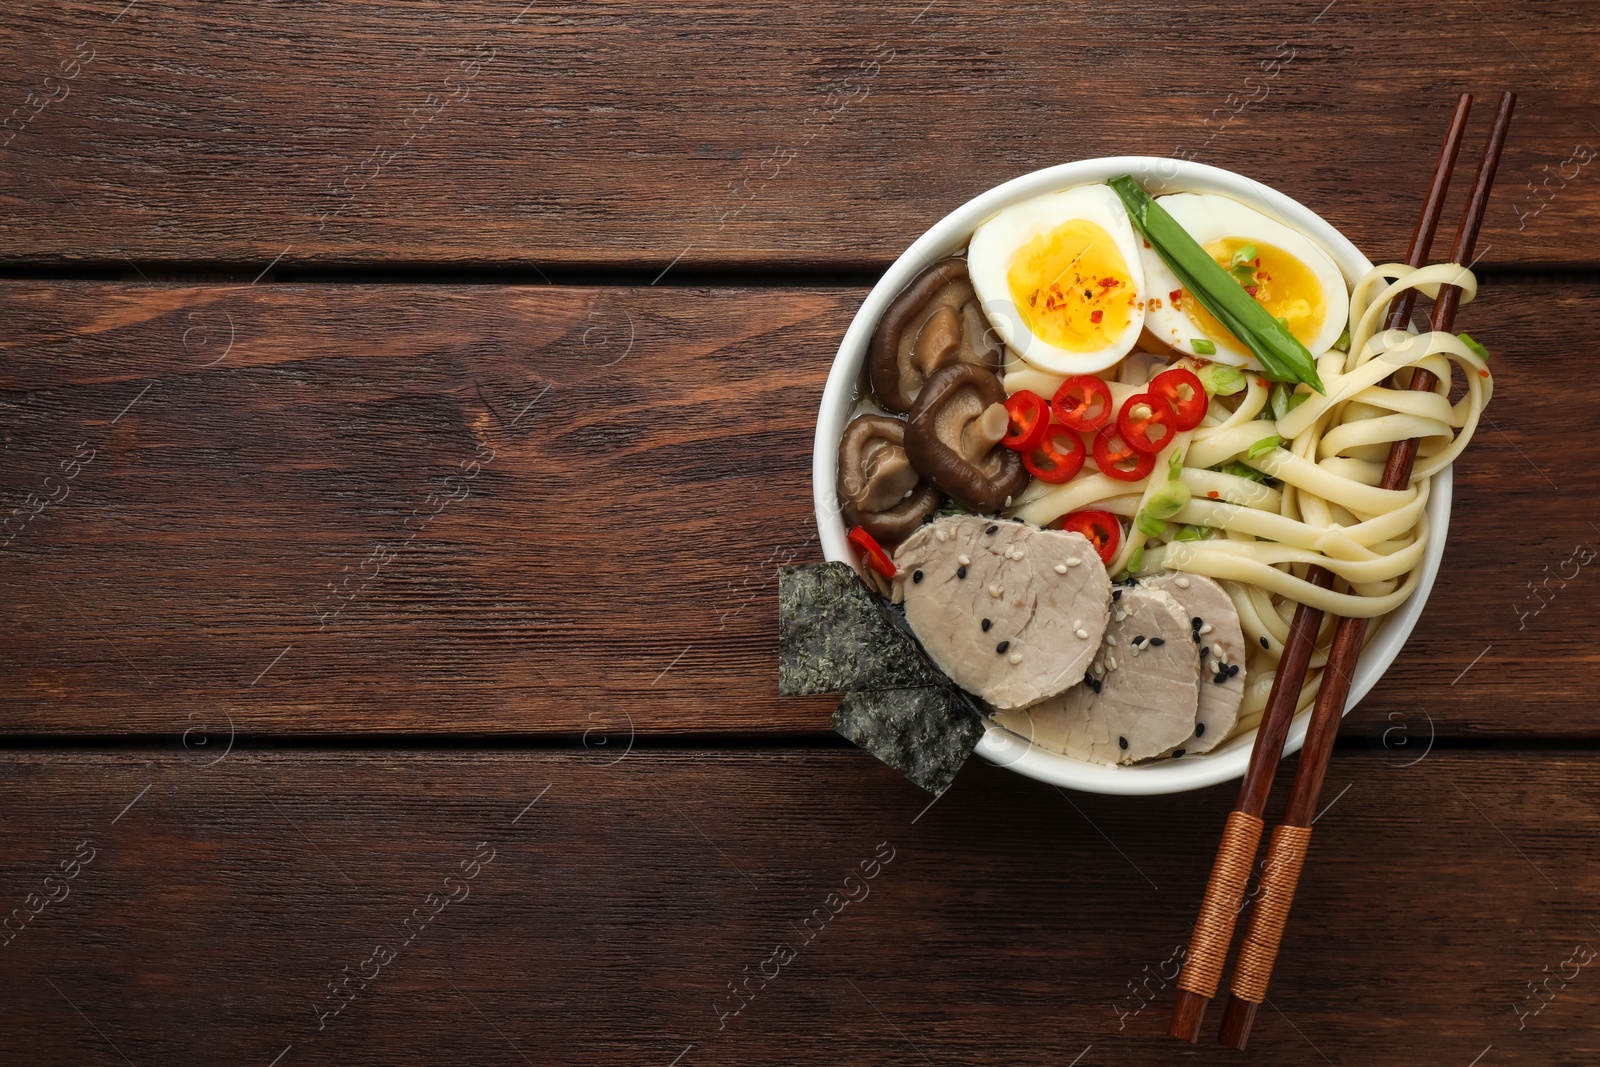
967, 184, 1146, 375
1139, 193, 1350, 366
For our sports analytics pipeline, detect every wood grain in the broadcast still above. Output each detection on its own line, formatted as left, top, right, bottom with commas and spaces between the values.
0, 279, 1593, 736
0, 749, 1595, 1066
0, 1, 1595, 269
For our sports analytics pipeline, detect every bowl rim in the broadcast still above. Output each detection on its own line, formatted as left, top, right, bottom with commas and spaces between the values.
811, 155, 1452, 796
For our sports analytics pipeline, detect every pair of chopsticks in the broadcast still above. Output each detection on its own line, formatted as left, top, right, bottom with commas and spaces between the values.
1169, 90, 1517, 1050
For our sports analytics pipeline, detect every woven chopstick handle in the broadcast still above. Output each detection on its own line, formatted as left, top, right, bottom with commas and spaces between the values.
1229, 824, 1313, 1003
1175, 810, 1264, 998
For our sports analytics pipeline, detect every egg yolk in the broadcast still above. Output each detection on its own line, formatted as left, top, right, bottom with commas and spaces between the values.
1180, 238, 1325, 349
1007, 219, 1137, 353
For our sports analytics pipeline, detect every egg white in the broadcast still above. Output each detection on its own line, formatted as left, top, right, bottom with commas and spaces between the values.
967, 184, 1146, 376
1138, 193, 1350, 367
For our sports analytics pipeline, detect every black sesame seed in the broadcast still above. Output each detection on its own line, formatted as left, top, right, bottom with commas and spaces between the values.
986, 524, 999, 535
1118, 735, 1129, 750
1201, 645, 1210, 658
912, 570, 923, 584
996, 641, 1010, 654
957, 565, 968, 579
1191, 616, 1203, 629
981, 618, 992, 632
1260, 635, 1270, 648
1227, 663, 1241, 677
1134, 634, 1146, 645
1192, 631, 1201, 644
1172, 749, 1186, 759
1214, 672, 1228, 684
1112, 589, 1122, 600
1149, 637, 1165, 647
1195, 722, 1207, 737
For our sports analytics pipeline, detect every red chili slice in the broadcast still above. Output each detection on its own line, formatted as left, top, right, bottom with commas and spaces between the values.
1093, 425, 1157, 481
1022, 425, 1086, 484
1001, 390, 1049, 451
1051, 375, 1114, 433
1116, 391, 1178, 455
847, 525, 896, 579
1149, 367, 1208, 431
1057, 508, 1122, 565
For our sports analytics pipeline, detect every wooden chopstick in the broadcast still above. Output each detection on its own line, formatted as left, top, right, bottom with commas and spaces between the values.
1217, 89, 1518, 1050
1167, 93, 1477, 1044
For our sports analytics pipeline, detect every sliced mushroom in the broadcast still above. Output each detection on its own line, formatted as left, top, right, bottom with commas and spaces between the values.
870, 258, 1003, 414
905, 363, 1028, 513
837, 414, 941, 544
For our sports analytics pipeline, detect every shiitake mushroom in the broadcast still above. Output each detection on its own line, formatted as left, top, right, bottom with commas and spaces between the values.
869, 258, 1002, 415
837, 414, 941, 544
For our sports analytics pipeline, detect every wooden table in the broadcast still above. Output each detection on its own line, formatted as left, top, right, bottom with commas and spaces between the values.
3, 3, 1596, 1063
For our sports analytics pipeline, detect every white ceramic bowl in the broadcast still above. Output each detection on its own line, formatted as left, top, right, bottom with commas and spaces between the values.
813, 156, 1451, 796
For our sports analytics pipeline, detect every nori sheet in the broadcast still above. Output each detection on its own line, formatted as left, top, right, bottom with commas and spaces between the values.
778, 563, 940, 696
778, 561, 979, 795
832, 686, 983, 796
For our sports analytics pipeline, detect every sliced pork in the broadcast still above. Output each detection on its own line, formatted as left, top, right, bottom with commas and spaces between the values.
997, 585, 1198, 765
892, 516, 1111, 710
1140, 571, 1246, 754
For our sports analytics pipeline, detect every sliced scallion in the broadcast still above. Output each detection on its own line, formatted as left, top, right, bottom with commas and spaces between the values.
1246, 435, 1281, 460
1191, 338, 1218, 356
1168, 448, 1185, 481
1459, 332, 1490, 361
1145, 481, 1191, 521
1136, 511, 1167, 538
1196, 362, 1243, 395
1174, 524, 1212, 542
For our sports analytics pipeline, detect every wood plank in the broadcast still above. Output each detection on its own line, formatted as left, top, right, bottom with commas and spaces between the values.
0, 279, 1592, 736
0, 749, 1595, 1065
0, 1, 1595, 268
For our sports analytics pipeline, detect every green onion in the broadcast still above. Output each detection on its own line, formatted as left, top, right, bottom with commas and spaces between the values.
1335, 326, 1351, 351
1216, 460, 1266, 482
1168, 448, 1184, 481
1270, 381, 1309, 420
1269, 381, 1292, 421
1191, 338, 1218, 356
1196, 362, 1243, 395
1110, 176, 1325, 394
1145, 481, 1191, 521
1174, 524, 1212, 542
1230, 244, 1258, 268
1246, 435, 1281, 460
1459, 332, 1490, 361
1128, 545, 1145, 573
1136, 511, 1167, 538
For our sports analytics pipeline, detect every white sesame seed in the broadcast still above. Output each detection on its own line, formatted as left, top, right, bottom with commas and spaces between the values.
1066, 557, 1082, 567
1199, 623, 1213, 635
1073, 619, 1082, 629
989, 584, 1002, 598
1054, 563, 1068, 574
958, 554, 971, 566
1007, 651, 1023, 665
1175, 576, 1191, 588
1107, 655, 1117, 670
1077, 628, 1091, 639
1012, 549, 1025, 560
935, 528, 948, 543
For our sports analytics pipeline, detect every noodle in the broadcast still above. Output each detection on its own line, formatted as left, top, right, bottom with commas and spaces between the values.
1002, 262, 1492, 740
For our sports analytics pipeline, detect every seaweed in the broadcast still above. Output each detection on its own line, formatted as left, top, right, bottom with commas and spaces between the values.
779, 562, 980, 795
778, 563, 940, 696
832, 686, 983, 796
